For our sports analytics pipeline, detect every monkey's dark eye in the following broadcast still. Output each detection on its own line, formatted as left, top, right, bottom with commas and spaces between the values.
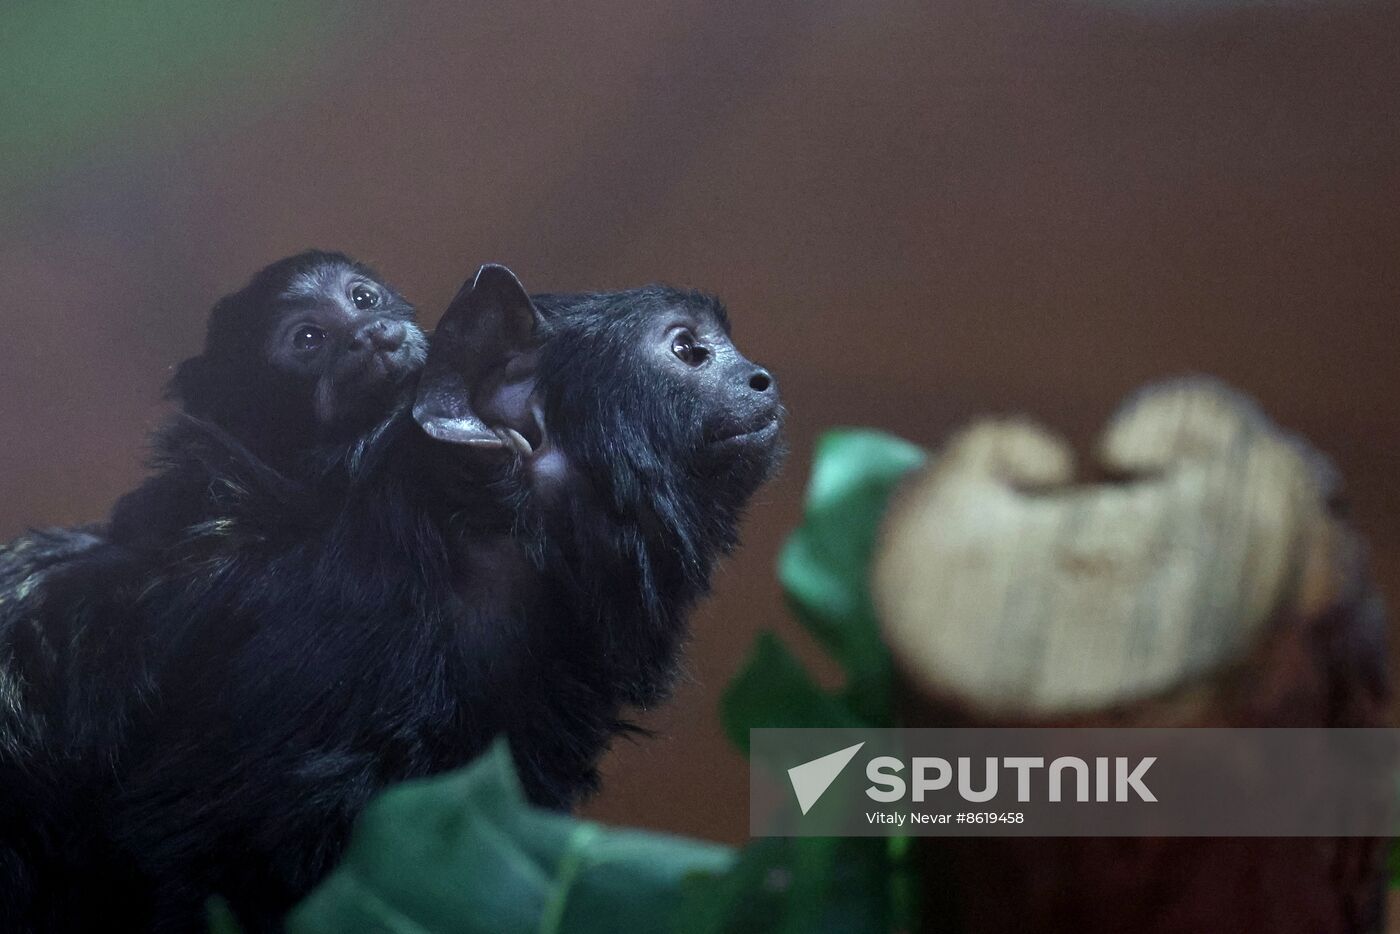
292, 325, 327, 352
351, 284, 380, 310
671, 330, 709, 366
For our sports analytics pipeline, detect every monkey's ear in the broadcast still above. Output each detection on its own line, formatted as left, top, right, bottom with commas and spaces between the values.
414, 264, 545, 450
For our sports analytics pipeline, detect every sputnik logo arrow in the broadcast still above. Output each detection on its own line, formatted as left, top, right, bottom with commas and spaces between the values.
787, 742, 865, 815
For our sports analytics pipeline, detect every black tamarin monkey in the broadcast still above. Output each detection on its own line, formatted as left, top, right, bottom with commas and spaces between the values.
0, 251, 426, 931
109, 249, 427, 544
121, 265, 781, 931
172, 249, 424, 454
0, 264, 782, 932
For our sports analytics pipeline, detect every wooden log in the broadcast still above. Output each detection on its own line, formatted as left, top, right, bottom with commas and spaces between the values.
870, 379, 1391, 933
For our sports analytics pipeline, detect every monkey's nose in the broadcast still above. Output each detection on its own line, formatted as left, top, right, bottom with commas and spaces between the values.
350, 320, 406, 353
748, 368, 775, 394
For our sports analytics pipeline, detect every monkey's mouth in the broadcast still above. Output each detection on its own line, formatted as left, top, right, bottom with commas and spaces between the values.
341, 348, 421, 391
709, 414, 783, 447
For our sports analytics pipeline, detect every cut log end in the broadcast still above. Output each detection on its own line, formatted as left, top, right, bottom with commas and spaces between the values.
873, 378, 1364, 719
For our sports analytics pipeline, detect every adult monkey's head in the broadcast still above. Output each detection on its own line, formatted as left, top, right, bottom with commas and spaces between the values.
415, 265, 784, 548
172, 251, 427, 462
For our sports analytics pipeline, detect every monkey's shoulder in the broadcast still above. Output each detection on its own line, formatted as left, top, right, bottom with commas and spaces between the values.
0, 526, 105, 573
0, 526, 110, 615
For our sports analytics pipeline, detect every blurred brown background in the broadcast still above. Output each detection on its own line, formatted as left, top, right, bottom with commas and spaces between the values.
1, 1, 1396, 847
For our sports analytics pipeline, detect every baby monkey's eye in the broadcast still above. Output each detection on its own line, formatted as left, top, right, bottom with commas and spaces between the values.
351, 284, 380, 310
671, 330, 709, 366
293, 325, 327, 352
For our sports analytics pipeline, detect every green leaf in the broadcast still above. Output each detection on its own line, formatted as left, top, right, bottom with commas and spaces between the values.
720, 631, 866, 755
779, 430, 926, 723
286, 741, 734, 934
206, 896, 245, 934
676, 837, 895, 934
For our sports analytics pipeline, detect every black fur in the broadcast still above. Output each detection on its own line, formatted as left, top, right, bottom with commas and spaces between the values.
0, 251, 427, 931
166, 250, 424, 466
0, 265, 783, 933
111, 250, 425, 547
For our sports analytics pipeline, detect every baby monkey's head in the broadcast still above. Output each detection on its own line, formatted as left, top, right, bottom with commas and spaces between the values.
172, 251, 427, 460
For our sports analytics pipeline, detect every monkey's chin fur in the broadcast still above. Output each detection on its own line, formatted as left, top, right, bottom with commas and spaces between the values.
701, 411, 787, 496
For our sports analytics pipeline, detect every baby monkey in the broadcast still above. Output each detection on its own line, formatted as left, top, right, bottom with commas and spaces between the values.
108, 250, 427, 544
170, 250, 425, 464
